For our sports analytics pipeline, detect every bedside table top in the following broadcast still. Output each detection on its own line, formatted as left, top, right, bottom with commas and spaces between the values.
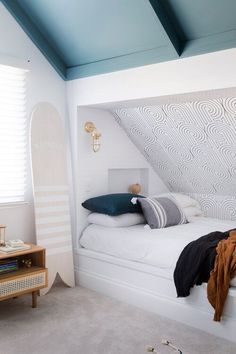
0, 243, 45, 259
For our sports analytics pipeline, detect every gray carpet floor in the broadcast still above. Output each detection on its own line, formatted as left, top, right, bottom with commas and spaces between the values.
0, 284, 236, 354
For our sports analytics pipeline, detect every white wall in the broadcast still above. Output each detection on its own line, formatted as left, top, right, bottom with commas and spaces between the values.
0, 3, 67, 242
75, 107, 168, 247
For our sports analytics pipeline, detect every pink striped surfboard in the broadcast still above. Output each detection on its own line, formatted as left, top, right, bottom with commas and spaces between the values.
30, 102, 74, 293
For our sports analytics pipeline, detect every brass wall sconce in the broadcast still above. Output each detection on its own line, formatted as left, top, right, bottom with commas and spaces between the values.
84, 121, 101, 152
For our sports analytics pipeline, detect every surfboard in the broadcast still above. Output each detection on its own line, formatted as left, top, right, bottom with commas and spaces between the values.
30, 102, 75, 293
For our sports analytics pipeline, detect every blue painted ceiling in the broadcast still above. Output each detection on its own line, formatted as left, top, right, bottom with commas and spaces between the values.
2, 0, 236, 80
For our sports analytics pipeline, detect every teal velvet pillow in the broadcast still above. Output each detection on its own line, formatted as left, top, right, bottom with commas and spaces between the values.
82, 193, 144, 216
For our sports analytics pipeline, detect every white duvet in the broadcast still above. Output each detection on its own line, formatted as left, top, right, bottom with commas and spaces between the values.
80, 217, 236, 272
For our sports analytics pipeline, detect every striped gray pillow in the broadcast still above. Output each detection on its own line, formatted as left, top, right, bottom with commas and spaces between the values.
138, 196, 188, 229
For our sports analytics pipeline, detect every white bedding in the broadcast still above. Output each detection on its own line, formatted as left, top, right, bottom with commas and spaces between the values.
80, 217, 236, 274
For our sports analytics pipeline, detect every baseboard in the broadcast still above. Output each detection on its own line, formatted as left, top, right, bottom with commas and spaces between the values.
75, 266, 236, 343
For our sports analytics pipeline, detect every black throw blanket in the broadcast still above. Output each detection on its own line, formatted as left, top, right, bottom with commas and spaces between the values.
174, 229, 236, 297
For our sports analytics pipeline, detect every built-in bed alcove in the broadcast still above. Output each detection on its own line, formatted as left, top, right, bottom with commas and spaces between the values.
74, 87, 236, 343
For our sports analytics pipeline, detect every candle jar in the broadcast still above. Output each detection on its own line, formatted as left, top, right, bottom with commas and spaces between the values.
0, 225, 6, 247
129, 183, 141, 194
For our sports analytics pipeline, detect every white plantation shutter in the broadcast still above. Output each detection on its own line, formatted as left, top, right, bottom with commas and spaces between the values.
0, 64, 27, 203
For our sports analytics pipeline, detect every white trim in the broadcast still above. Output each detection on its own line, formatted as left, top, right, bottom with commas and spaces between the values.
75, 248, 236, 343
39, 236, 71, 245
35, 195, 69, 203
37, 224, 71, 236
36, 214, 70, 225
35, 205, 69, 213
34, 185, 69, 193
46, 246, 73, 256
76, 248, 171, 279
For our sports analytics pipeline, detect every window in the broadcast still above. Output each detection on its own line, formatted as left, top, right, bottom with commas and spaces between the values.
0, 64, 27, 204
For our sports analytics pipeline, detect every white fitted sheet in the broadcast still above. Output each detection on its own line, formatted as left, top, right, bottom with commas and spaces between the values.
80, 217, 236, 273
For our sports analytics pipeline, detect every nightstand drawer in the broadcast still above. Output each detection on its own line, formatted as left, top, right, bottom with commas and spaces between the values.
0, 268, 47, 300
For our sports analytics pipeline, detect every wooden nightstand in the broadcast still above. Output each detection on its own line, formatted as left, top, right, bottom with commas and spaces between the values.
0, 244, 48, 308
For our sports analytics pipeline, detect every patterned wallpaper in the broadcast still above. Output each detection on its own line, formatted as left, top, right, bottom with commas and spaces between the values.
112, 98, 236, 220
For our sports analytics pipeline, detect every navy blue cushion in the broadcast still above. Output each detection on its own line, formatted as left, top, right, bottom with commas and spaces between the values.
82, 193, 144, 216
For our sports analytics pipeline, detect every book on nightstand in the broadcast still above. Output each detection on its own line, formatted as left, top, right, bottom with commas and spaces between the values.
0, 259, 18, 274
0, 241, 31, 253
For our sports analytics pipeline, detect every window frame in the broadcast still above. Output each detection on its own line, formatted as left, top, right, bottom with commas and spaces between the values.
0, 57, 30, 207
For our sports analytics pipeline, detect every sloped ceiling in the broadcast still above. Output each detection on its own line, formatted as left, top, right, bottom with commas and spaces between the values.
113, 98, 236, 220
2, 0, 236, 80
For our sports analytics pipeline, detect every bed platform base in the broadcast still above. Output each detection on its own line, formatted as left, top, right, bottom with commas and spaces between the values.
75, 248, 236, 343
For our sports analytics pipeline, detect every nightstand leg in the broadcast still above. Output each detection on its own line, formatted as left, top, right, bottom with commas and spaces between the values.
32, 291, 37, 308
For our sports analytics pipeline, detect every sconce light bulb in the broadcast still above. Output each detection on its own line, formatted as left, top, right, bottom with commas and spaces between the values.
85, 121, 101, 152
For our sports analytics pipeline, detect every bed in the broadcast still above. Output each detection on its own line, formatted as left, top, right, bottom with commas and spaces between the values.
75, 216, 236, 342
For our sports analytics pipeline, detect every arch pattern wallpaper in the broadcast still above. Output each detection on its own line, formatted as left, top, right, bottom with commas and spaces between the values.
113, 98, 236, 220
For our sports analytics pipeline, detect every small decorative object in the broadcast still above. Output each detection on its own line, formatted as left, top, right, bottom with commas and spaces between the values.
0, 225, 6, 247
146, 345, 161, 353
21, 258, 32, 268
84, 121, 101, 152
146, 339, 183, 354
161, 339, 183, 353
129, 183, 141, 194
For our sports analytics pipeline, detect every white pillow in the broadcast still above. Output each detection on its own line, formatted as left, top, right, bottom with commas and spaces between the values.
159, 193, 201, 209
183, 206, 204, 218
87, 212, 145, 227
